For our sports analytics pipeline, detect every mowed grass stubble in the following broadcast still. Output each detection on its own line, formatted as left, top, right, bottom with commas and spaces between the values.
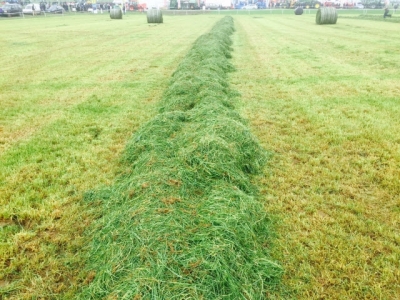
0, 13, 216, 298
1, 11, 399, 299
230, 14, 400, 299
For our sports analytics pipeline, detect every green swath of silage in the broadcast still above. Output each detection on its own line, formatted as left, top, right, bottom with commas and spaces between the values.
80, 16, 282, 299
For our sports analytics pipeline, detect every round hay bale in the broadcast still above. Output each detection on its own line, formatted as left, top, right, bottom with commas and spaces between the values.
294, 7, 303, 15
147, 8, 163, 24
110, 6, 122, 19
316, 7, 338, 25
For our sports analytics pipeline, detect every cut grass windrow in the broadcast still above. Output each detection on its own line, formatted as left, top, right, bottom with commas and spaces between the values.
80, 16, 282, 299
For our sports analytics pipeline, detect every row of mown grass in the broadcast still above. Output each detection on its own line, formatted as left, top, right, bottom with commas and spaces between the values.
81, 16, 281, 299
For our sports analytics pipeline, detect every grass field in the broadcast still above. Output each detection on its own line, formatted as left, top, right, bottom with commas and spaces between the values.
230, 13, 400, 299
1, 11, 399, 299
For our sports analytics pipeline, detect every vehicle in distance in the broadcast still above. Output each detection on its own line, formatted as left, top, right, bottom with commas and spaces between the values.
46, 5, 65, 13
22, 3, 41, 14
242, 4, 258, 9
0, 3, 22, 16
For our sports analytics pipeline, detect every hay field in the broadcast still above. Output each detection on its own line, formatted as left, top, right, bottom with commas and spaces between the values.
231, 13, 400, 299
0, 13, 215, 298
1, 12, 399, 299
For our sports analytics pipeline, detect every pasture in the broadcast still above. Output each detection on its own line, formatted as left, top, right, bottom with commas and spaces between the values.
0, 10, 399, 299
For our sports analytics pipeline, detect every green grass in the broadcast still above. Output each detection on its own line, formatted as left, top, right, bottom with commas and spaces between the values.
341, 13, 400, 22
166, 7, 390, 17
0, 13, 217, 298
1, 12, 399, 299
79, 16, 282, 299
230, 14, 400, 299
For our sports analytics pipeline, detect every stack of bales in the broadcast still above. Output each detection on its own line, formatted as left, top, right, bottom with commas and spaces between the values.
80, 16, 281, 299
